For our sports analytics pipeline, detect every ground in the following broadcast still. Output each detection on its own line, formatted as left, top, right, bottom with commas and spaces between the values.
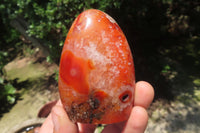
146, 99, 200, 133
0, 50, 59, 133
0, 47, 200, 133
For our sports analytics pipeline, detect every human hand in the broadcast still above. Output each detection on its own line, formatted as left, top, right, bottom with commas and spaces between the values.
38, 81, 154, 133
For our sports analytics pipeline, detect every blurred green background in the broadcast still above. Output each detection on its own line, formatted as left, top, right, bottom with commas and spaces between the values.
0, 0, 200, 121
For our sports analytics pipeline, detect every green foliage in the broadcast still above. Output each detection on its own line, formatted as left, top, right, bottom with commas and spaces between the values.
22, 44, 35, 57
0, 0, 200, 102
161, 65, 171, 73
193, 79, 200, 87
94, 124, 106, 133
1, 83, 16, 104
0, 51, 8, 70
0, 52, 17, 110
0, 77, 17, 114
0, 30, 20, 113
0, 0, 121, 62
0, 0, 122, 112
1, 0, 199, 62
54, 69, 59, 82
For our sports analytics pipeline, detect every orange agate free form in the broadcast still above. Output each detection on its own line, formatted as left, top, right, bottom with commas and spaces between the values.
59, 9, 135, 124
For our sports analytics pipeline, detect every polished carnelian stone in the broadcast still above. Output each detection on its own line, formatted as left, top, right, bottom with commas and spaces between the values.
59, 9, 135, 124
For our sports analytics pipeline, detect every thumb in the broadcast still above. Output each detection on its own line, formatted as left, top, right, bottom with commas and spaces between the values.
51, 105, 78, 133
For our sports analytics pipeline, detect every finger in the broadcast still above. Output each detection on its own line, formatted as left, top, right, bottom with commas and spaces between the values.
51, 105, 78, 133
122, 106, 148, 133
134, 81, 154, 109
38, 113, 54, 133
38, 100, 63, 133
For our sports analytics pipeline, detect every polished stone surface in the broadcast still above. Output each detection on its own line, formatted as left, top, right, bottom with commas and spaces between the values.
59, 9, 135, 124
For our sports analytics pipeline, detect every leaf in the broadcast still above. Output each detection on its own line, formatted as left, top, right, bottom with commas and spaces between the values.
193, 79, 200, 86
0, 77, 4, 84
4, 83, 16, 95
94, 124, 106, 133
46, 56, 52, 63
7, 95, 16, 104
59, 41, 64, 46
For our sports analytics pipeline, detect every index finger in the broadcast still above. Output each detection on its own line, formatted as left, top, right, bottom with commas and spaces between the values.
134, 81, 154, 109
